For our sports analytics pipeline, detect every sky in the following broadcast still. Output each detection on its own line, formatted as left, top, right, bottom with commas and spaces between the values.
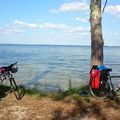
0, 0, 120, 46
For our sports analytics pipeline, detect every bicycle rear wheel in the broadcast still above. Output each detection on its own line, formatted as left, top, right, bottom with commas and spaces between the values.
9, 78, 25, 100
90, 81, 110, 99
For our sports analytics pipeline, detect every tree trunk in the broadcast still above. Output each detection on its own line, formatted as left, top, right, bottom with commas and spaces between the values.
90, 0, 104, 67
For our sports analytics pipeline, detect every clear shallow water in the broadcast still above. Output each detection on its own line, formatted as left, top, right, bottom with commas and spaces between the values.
0, 44, 120, 91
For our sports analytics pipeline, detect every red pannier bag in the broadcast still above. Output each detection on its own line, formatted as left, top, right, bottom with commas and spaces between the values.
90, 68, 100, 89
0, 67, 6, 74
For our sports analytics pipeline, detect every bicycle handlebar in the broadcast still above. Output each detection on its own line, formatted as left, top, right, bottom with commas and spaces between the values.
8, 62, 17, 69
0, 62, 18, 74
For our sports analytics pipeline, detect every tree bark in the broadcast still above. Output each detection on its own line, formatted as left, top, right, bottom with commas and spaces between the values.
90, 0, 104, 67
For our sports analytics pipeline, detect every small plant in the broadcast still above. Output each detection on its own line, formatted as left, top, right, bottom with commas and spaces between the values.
68, 76, 72, 90
24, 87, 46, 97
80, 84, 89, 91
51, 88, 82, 100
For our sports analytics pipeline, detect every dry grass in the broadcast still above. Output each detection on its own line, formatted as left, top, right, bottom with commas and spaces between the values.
0, 92, 120, 120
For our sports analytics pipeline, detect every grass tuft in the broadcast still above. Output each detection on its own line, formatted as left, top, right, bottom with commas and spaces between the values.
0, 84, 90, 101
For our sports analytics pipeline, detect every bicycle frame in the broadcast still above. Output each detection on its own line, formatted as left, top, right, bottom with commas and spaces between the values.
101, 75, 120, 99
0, 62, 25, 100
0, 73, 9, 84
90, 65, 120, 99
110, 76, 120, 93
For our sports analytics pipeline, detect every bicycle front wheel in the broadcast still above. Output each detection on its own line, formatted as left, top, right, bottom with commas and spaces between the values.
90, 81, 110, 99
9, 78, 25, 100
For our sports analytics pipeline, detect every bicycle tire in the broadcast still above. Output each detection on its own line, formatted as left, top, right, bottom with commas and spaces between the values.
116, 88, 120, 96
89, 81, 110, 99
10, 78, 25, 100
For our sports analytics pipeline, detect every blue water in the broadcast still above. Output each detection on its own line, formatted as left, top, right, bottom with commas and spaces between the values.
0, 44, 120, 91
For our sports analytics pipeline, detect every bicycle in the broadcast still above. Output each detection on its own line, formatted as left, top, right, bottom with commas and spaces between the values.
89, 65, 120, 100
0, 62, 25, 100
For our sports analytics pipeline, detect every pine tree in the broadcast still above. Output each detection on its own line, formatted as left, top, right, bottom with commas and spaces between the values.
90, 0, 104, 66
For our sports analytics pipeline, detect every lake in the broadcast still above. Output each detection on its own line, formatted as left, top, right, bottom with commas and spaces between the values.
0, 44, 120, 91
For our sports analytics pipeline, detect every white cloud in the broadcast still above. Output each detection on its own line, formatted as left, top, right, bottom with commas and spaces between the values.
8, 29, 23, 33
73, 26, 89, 32
105, 5, 120, 17
0, 20, 90, 41
0, 28, 24, 35
49, 9, 59, 14
75, 17, 88, 23
81, 18, 88, 23
0, 21, 24, 35
0, 20, 91, 45
108, 32, 120, 36
14, 20, 41, 29
13, 20, 70, 30
66, 27, 90, 37
59, 1, 89, 12
43, 22, 69, 30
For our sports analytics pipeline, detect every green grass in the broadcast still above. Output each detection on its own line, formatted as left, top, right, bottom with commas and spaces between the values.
80, 84, 89, 91
18, 84, 89, 100
0, 85, 11, 99
47, 84, 89, 100
0, 84, 89, 100
23, 87, 82, 100
24, 87, 46, 97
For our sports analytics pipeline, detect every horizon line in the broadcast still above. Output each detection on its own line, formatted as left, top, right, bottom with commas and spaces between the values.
0, 43, 120, 47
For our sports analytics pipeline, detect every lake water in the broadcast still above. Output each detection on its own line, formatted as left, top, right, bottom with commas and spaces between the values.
0, 44, 120, 91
